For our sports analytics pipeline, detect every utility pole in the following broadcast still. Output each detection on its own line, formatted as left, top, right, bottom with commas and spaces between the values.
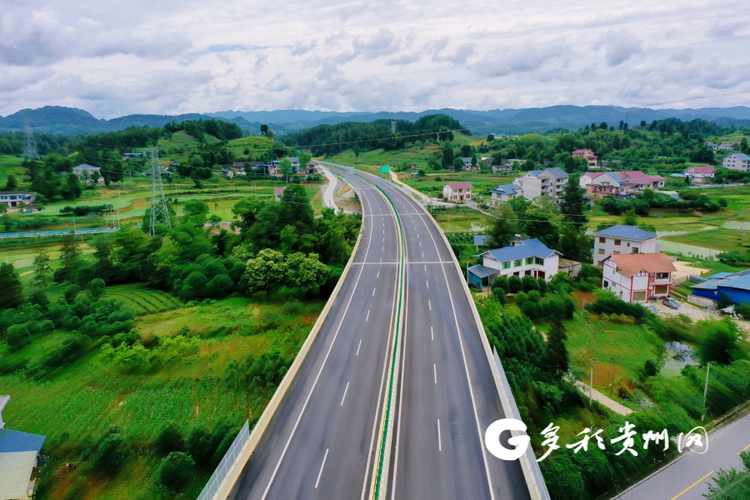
146, 147, 172, 236
702, 362, 711, 421
23, 124, 41, 161
590, 358, 594, 408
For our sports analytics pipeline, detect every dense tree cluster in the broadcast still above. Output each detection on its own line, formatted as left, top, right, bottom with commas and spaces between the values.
283, 114, 465, 156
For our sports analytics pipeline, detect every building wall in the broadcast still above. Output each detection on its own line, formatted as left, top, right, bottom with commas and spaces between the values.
593, 236, 659, 266
483, 254, 559, 281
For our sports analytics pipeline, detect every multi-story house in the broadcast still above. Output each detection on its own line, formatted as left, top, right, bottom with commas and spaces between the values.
0, 192, 35, 208
685, 165, 715, 184
601, 253, 676, 303
580, 171, 665, 198
513, 167, 568, 200
467, 238, 560, 288
572, 149, 598, 168
723, 153, 750, 171
718, 143, 735, 151
443, 182, 473, 202
593, 225, 659, 266
706, 141, 718, 152
73, 164, 101, 178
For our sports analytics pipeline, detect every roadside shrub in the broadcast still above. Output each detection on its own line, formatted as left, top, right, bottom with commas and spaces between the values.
522, 275, 540, 292
154, 422, 183, 454
585, 291, 649, 323
6, 324, 30, 352
492, 276, 510, 294
92, 433, 129, 477
508, 275, 523, 294
491, 286, 506, 305
64, 284, 81, 304
184, 427, 213, 468
698, 319, 740, 365
515, 291, 529, 309
89, 278, 106, 300
158, 452, 195, 492
205, 274, 234, 299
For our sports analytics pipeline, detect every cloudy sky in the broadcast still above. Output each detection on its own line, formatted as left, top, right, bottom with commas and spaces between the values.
1, 0, 749, 118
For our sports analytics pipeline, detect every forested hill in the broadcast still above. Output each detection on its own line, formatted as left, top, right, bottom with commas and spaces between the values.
282, 114, 466, 156
3, 105, 750, 137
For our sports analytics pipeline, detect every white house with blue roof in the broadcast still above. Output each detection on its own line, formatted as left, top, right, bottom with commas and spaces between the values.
593, 225, 659, 266
513, 167, 569, 200
488, 184, 520, 206
468, 238, 561, 289
0, 396, 46, 500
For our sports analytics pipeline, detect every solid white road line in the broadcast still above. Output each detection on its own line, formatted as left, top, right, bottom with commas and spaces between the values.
341, 382, 350, 406
366, 310, 370, 321
315, 448, 329, 488
434, 363, 437, 384
437, 419, 442, 452
356, 339, 362, 356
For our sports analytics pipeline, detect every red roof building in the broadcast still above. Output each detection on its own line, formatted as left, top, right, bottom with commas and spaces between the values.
443, 182, 473, 202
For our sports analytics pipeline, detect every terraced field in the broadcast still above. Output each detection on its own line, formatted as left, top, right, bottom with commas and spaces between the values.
105, 284, 184, 315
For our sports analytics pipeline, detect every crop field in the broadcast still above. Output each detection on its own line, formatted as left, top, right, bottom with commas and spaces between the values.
0, 154, 25, 187
105, 284, 184, 315
0, 295, 325, 499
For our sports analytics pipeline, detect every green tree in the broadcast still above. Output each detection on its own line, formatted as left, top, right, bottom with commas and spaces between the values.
0, 262, 23, 309
280, 158, 294, 177
32, 248, 52, 289
559, 174, 588, 230
6, 324, 30, 352
93, 433, 130, 477
704, 451, 750, 499
260, 124, 269, 136
154, 422, 183, 454
181, 199, 210, 227
441, 145, 454, 168
4, 174, 17, 191
158, 452, 195, 492
546, 322, 569, 376
698, 319, 739, 365
486, 206, 518, 248
89, 278, 106, 301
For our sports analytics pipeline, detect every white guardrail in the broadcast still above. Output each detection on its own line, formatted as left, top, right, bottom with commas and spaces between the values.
197, 420, 251, 500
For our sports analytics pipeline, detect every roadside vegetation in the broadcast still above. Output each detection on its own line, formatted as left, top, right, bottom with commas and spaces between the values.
0, 164, 360, 498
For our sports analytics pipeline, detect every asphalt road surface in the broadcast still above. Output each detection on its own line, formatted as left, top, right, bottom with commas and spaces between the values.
617, 410, 750, 500
356, 171, 530, 500
233, 173, 400, 500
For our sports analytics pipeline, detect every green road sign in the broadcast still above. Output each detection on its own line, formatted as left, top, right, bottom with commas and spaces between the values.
380, 165, 390, 173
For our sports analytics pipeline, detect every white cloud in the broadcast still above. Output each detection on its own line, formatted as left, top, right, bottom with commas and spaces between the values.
594, 29, 644, 67
0, 0, 749, 117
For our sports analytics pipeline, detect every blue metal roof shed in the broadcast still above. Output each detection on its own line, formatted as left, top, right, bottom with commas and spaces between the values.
692, 269, 750, 304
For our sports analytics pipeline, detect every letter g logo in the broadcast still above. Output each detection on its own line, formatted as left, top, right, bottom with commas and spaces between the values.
485, 418, 530, 461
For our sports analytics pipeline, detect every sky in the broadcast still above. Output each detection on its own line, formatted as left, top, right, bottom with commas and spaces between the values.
1, 0, 749, 118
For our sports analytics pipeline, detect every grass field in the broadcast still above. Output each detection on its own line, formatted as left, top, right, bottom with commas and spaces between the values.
104, 284, 184, 315
0, 155, 25, 188
565, 314, 664, 396
661, 228, 750, 252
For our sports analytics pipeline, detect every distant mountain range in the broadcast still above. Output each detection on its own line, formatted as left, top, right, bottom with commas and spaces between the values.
2, 105, 750, 137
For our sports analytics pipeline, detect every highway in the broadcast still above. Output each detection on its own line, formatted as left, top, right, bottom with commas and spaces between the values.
233, 171, 401, 500
617, 410, 750, 500
355, 170, 530, 500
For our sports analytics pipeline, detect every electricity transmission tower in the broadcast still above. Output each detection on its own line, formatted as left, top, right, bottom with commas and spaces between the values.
146, 147, 171, 235
24, 124, 41, 161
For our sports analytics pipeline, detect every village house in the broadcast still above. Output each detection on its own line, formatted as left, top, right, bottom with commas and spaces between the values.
692, 269, 750, 306
685, 165, 715, 184
72, 164, 101, 178
601, 253, 676, 303
593, 225, 659, 266
718, 143, 735, 151
572, 149, 598, 168
274, 187, 286, 202
443, 182, 473, 202
0, 192, 35, 208
723, 153, 750, 171
288, 157, 300, 170
0, 396, 46, 500
491, 163, 513, 173
706, 141, 718, 152
513, 167, 568, 200
579, 171, 665, 198
467, 238, 561, 289
488, 184, 520, 205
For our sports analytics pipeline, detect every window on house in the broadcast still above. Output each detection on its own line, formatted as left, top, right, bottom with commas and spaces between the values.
503, 262, 511, 269
599, 237, 605, 244
656, 272, 670, 279
525, 258, 534, 265
535, 258, 544, 265
613, 251, 620, 255
598, 249, 605, 255
514, 259, 522, 267
632, 291, 647, 302
627, 242, 630, 247
632, 248, 639, 254
614, 239, 621, 246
